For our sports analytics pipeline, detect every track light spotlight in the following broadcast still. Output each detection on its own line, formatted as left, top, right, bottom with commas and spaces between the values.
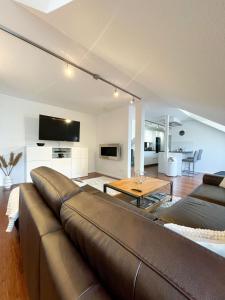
65, 63, 73, 78
114, 88, 119, 98
130, 97, 135, 104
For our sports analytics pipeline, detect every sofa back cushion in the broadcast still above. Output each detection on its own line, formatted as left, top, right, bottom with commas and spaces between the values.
31, 167, 80, 217
40, 230, 111, 300
60, 191, 225, 300
19, 183, 62, 300
203, 174, 225, 186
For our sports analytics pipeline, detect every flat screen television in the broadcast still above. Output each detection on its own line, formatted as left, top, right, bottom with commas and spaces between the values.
99, 144, 121, 160
39, 114, 80, 142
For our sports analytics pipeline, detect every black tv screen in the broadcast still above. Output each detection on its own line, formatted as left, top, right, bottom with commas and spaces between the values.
39, 115, 80, 142
101, 147, 117, 157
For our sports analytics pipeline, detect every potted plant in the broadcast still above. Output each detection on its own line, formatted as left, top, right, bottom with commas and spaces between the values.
0, 152, 22, 189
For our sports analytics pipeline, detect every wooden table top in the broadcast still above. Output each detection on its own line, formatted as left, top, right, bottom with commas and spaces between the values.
106, 176, 171, 198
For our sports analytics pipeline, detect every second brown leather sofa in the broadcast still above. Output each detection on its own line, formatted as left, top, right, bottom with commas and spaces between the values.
155, 174, 225, 230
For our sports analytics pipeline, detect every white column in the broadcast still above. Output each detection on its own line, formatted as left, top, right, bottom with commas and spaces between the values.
127, 104, 134, 178
163, 115, 170, 175
164, 115, 170, 161
134, 100, 145, 174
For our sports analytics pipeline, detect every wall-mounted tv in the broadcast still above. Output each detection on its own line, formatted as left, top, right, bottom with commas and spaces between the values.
99, 144, 121, 160
39, 114, 80, 142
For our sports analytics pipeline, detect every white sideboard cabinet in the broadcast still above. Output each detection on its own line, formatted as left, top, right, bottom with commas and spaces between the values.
26, 146, 88, 182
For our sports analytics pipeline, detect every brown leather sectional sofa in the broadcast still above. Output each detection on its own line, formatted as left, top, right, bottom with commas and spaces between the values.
19, 167, 225, 300
156, 174, 225, 230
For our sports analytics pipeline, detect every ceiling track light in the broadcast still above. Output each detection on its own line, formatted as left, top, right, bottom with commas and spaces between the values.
0, 24, 142, 101
65, 63, 73, 78
114, 88, 119, 98
130, 97, 135, 104
93, 74, 101, 80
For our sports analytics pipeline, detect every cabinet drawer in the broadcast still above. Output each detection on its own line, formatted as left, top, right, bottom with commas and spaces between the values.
72, 147, 88, 158
72, 158, 88, 178
26, 147, 52, 161
52, 158, 71, 169
52, 158, 72, 178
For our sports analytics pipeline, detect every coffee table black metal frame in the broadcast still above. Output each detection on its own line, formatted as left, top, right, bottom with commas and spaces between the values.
103, 181, 173, 208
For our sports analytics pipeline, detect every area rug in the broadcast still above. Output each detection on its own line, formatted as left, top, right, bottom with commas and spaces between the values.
74, 176, 181, 205
159, 196, 181, 208
73, 176, 119, 196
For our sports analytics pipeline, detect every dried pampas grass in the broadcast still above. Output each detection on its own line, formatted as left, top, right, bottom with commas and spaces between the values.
0, 152, 22, 176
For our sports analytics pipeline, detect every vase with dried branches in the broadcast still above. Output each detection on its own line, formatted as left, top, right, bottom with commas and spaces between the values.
0, 152, 22, 189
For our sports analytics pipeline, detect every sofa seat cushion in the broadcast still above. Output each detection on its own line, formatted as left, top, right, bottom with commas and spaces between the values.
40, 230, 110, 300
156, 196, 225, 230
31, 167, 80, 217
190, 184, 225, 206
60, 191, 225, 300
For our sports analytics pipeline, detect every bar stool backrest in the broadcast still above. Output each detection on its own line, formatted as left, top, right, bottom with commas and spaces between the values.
193, 150, 199, 162
197, 149, 203, 161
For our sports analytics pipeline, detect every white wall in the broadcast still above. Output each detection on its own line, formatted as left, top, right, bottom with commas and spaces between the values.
0, 93, 97, 186
171, 119, 225, 173
96, 105, 131, 179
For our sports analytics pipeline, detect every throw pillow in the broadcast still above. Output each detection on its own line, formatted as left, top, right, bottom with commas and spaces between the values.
219, 178, 225, 188
165, 223, 225, 258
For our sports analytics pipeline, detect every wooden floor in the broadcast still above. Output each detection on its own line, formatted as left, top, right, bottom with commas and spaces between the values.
0, 187, 29, 300
144, 165, 203, 197
0, 168, 203, 300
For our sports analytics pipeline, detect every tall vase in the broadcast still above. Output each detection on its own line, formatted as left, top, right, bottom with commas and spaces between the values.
4, 175, 12, 190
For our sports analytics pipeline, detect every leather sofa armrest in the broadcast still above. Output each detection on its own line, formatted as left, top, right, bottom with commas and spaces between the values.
203, 174, 224, 186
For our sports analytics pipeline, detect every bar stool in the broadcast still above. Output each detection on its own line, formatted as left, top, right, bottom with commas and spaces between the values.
197, 149, 203, 163
182, 150, 199, 176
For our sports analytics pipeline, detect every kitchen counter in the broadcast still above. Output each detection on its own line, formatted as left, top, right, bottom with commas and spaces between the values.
159, 151, 193, 154
158, 151, 193, 176
170, 151, 193, 154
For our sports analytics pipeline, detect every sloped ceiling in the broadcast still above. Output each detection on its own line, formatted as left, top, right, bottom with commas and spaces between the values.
1, 0, 160, 114
1, 0, 225, 124
28, 0, 225, 125
181, 109, 225, 133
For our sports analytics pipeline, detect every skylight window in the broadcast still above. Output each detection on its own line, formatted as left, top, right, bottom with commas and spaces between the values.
14, 0, 74, 13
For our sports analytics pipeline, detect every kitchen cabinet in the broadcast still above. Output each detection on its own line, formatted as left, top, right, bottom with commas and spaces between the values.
144, 151, 158, 165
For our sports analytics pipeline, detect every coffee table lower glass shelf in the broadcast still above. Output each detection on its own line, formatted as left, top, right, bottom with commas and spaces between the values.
130, 194, 172, 211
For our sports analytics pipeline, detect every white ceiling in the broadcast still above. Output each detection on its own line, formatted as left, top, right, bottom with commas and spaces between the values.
0, 31, 133, 114
1, 0, 225, 124
28, 0, 225, 125
1, 0, 160, 114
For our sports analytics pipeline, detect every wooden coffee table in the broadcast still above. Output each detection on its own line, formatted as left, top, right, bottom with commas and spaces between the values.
103, 177, 173, 209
